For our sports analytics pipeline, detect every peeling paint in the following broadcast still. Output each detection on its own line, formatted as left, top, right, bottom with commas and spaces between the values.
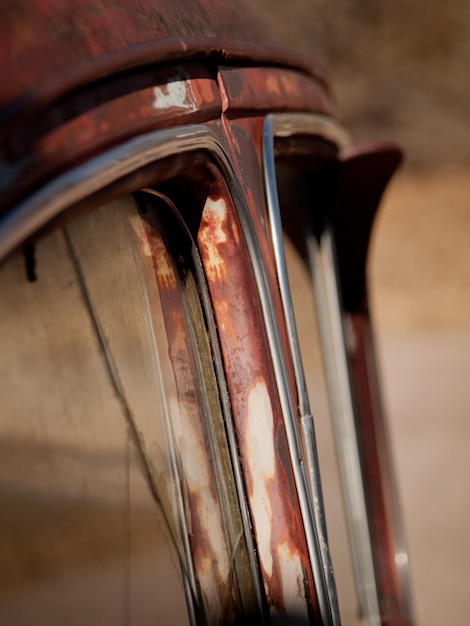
213, 300, 229, 333
153, 74, 197, 112
198, 196, 229, 282
246, 378, 276, 580
144, 223, 177, 290
277, 541, 309, 618
177, 402, 230, 605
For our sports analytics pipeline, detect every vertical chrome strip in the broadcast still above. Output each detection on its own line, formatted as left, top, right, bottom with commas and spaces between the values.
263, 112, 383, 625
206, 140, 335, 626
263, 114, 343, 626
309, 230, 381, 626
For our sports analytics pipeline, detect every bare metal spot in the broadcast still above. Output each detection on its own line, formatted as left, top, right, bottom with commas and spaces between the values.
153, 73, 197, 111
277, 541, 309, 618
199, 197, 228, 282
246, 379, 275, 579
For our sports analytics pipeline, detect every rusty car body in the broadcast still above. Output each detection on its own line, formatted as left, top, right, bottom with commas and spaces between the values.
0, 1, 413, 624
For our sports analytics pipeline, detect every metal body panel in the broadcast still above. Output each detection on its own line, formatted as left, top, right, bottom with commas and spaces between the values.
0, 62, 334, 217
260, 114, 412, 625
346, 312, 413, 626
1, 4, 412, 622
0, 65, 222, 214
0, 123, 338, 623
0, 0, 330, 136
214, 113, 337, 626
219, 67, 336, 118
197, 183, 317, 623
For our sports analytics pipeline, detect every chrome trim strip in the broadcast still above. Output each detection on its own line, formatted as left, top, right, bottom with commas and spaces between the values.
263, 112, 413, 626
263, 113, 346, 626
221, 153, 335, 626
267, 112, 351, 148
0, 126, 210, 262
263, 112, 381, 625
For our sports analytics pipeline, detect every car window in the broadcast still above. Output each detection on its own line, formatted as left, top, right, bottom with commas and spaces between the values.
0, 192, 256, 625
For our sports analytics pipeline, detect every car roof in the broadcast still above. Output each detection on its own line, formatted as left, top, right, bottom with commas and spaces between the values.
0, 0, 329, 131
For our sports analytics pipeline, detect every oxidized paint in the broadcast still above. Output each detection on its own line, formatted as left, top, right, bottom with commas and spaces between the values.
198, 187, 320, 623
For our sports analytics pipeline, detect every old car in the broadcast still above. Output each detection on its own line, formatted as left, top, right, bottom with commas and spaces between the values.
0, 0, 413, 624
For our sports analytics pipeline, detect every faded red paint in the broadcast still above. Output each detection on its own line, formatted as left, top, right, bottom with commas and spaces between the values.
219, 66, 337, 118
197, 179, 320, 622
0, 64, 221, 215
220, 115, 301, 412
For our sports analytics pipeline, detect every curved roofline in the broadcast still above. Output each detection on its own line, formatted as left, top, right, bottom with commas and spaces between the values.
1, 38, 331, 139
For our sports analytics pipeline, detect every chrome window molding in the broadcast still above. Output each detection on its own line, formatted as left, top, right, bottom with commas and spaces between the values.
263, 112, 381, 626
0, 123, 334, 624
0, 126, 210, 263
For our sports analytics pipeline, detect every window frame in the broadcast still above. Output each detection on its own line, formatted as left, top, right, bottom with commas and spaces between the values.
0, 118, 345, 625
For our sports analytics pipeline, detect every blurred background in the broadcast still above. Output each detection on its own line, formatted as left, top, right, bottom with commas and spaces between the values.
250, 1, 470, 624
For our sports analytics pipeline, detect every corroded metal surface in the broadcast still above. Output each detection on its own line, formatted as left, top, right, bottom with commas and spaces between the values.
135, 210, 246, 624
0, 0, 277, 110
219, 67, 336, 119
0, 0, 330, 136
216, 115, 300, 409
197, 181, 320, 623
0, 65, 221, 214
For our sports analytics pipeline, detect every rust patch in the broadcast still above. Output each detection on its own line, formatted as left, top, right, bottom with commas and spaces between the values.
1, 64, 221, 214
198, 196, 229, 282
134, 213, 240, 623
218, 66, 337, 118
198, 179, 318, 620
134, 219, 177, 289
245, 378, 276, 581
